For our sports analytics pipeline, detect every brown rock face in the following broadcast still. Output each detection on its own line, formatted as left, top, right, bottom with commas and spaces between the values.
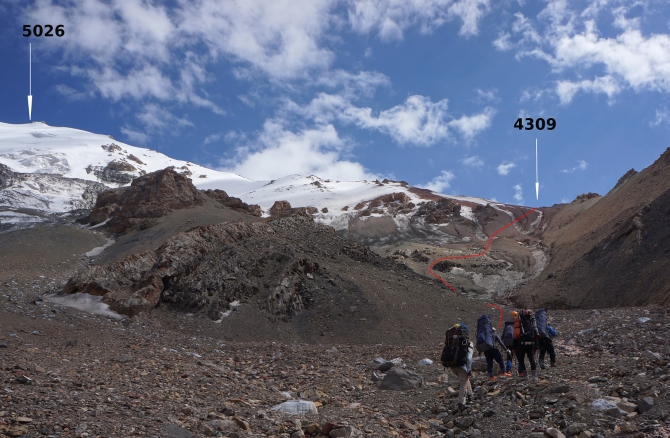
412, 198, 461, 224
203, 189, 262, 217
106, 160, 137, 172
62, 250, 159, 316
575, 193, 601, 202
88, 167, 206, 232
127, 154, 145, 165
474, 203, 498, 225
269, 200, 292, 217
349, 192, 415, 218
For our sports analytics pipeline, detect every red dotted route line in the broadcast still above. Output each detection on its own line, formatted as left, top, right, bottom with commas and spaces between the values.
428, 207, 539, 297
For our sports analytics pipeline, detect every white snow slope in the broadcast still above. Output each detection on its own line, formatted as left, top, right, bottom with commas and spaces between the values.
0, 122, 502, 230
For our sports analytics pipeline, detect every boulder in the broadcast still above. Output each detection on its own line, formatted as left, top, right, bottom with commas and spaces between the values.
637, 397, 654, 414
271, 400, 318, 415
544, 427, 565, 438
270, 200, 292, 217
88, 167, 206, 231
379, 368, 424, 391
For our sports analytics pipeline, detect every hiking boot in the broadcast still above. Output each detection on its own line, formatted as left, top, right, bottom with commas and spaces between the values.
539, 360, 546, 370
488, 375, 497, 381
502, 371, 512, 377
550, 362, 556, 367
518, 371, 526, 378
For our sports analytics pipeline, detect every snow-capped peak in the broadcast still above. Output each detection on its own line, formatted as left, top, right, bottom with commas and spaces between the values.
0, 122, 508, 233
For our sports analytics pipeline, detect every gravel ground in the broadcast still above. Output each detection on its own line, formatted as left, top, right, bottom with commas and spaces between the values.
2, 294, 670, 438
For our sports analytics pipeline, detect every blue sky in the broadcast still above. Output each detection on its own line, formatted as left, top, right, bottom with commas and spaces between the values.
1, 0, 669, 207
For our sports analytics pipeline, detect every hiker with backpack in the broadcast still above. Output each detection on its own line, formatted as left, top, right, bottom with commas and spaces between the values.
513, 309, 539, 379
536, 309, 558, 369
502, 317, 516, 375
440, 322, 474, 411
489, 327, 512, 379
476, 314, 511, 380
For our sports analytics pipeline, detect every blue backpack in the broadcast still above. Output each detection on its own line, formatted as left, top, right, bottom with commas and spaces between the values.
502, 321, 515, 347
547, 325, 558, 338
476, 314, 493, 352
535, 308, 548, 338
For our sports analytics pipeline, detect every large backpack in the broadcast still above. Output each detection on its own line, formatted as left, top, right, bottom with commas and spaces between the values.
503, 321, 515, 347
535, 309, 548, 338
476, 314, 493, 353
518, 311, 538, 342
440, 323, 469, 367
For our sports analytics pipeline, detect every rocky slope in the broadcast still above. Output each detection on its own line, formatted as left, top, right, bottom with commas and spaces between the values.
513, 148, 670, 309
60, 210, 492, 345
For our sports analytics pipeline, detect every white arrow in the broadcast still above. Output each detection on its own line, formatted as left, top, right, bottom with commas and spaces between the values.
28, 43, 32, 120
535, 138, 539, 200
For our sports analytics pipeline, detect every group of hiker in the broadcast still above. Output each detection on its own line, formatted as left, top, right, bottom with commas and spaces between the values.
440, 308, 558, 410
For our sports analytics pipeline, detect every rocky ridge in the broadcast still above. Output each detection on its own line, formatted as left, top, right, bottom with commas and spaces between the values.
514, 148, 670, 309
58, 209, 488, 345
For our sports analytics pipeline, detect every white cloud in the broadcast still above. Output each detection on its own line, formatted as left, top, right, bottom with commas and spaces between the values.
177, 0, 336, 80
497, 161, 516, 175
500, 2, 670, 104
221, 121, 376, 181
556, 75, 621, 104
25, 0, 497, 145
136, 104, 193, 132
551, 27, 670, 92
420, 170, 455, 193
25, 0, 228, 117
24, 0, 339, 116
493, 32, 513, 50
203, 133, 223, 145
354, 95, 451, 145
513, 184, 524, 204
473, 88, 499, 103
448, 107, 496, 139
292, 93, 493, 146
651, 108, 670, 127
120, 126, 149, 145
54, 84, 87, 101
461, 155, 484, 168
347, 0, 491, 41
313, 70, 390, 99
519, 87, 549, 102
364, 47, 373, 57
119, 104, 193, 143
561, 159, 588, 173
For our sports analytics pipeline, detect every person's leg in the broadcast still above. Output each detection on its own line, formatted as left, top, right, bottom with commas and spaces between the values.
506, 351, 513, 374
538, 338, 547, 369
484, 350, 494, 376
492, 348, 505, 374
516, 347, 526, 374
457, 368, 469, 406
528, 345, 537, 371
547, 338, 556, 365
